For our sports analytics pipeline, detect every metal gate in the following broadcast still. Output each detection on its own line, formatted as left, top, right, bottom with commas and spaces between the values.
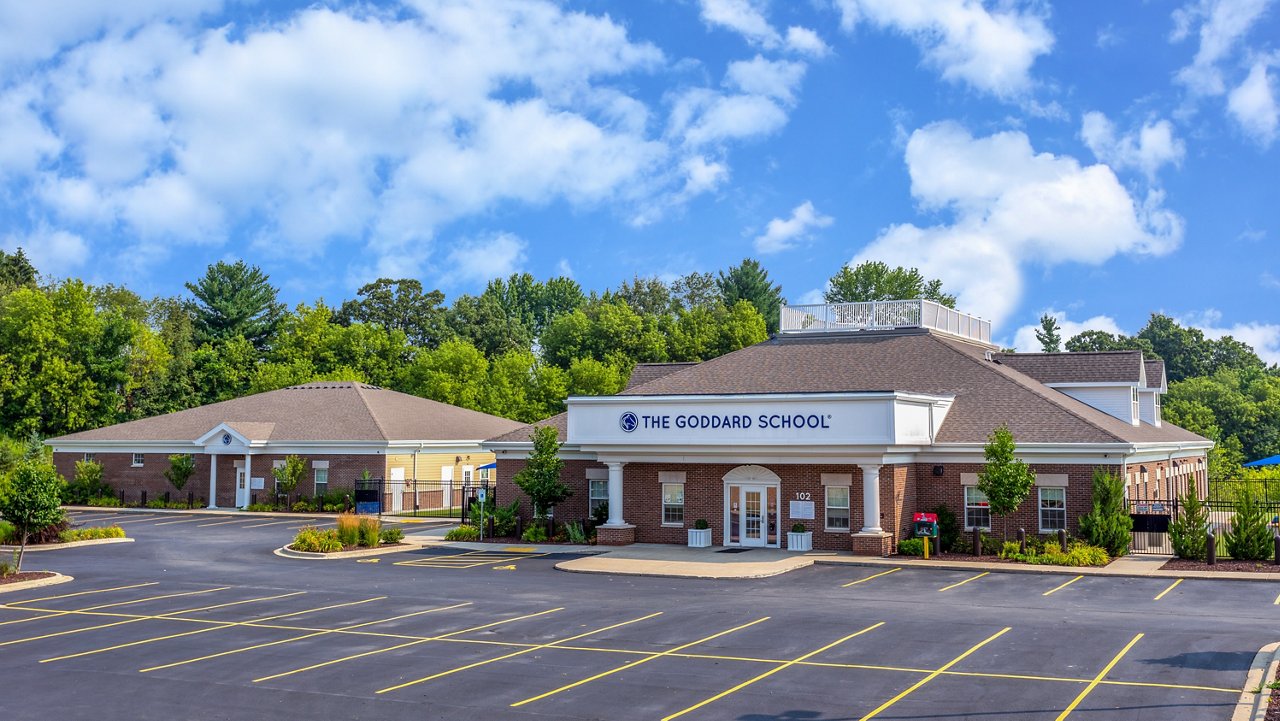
365, 477, 496, 520
1128, 498, 1175, 554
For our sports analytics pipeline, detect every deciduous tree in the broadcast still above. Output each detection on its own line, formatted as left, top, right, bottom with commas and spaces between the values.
0, 461, 64, 571
823, 261, 956, 308
512, 426, 570, 518
976, 424, 1036, 540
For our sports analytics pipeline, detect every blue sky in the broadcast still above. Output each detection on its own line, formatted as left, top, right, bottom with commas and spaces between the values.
1, 0, 1277, 358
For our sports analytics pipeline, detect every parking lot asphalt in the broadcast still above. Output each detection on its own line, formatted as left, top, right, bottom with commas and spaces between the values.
0, 509, 1276, 720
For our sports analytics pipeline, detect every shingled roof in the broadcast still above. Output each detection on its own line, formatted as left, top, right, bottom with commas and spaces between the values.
1144, 360, 1166, 390
488, 330, 1206, 445
995, 350, 1146, 385
52, 382, 524, 443
625, 362, 700, 391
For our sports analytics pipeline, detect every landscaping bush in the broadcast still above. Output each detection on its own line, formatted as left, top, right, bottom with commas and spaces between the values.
0, 551, 15, 578
0, 520, 15, 544
357, 516, 381, 548
336, 513, 360, 547
245, 503, 278, 512
292, 527, 343, 553
444, 525, 480, 542
86, 495, 122, 507
292, 500, 315, 513
58, 526, 126, 542
996, 540, 1110, 567
521, 524, 549, 543
322, 503, 343, 513
493, 500, 519, 537
379, 527, 404, 545
144, 499, 189, 509
953, 532, 1002, 555
565, 521, 587, 544
897, 538, 924, 556
998, 541, 1021, 559
1225, 490, 1273, 561
1169, 491, 1209, 561
28, 517, 71, 545
930, 504, 961, 552
62, 460, 113, 505
1079, 468, 1132, 556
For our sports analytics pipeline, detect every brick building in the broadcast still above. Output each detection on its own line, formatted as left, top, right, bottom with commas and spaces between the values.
47, 382, 523, 509
485, 300, 1211, 554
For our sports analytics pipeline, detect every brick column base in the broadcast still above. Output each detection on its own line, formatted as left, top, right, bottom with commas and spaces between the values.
596, 524, 636, 546
851, 532, 893, 556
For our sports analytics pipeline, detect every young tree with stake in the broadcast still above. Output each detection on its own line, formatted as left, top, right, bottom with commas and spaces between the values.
976, 424, 1036, 540
0, 461, 65, 572
163, 454, 196, 495
512, 426, 571, 518
272, 455, 307, 509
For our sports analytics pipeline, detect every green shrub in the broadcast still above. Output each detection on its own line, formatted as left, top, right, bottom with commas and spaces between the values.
897, 538, 924, 556
292, 500, 315, 513
445, 525, 480, 542
1079, 468, 1132, 556
1225, 490, 1273, 561
0, 520, 15, 543
379, 527, 404, 545
244, 503, 277, 512
694, 519, 709, 530
62, 460, 113, 505
565, 521, 587, 544
58, 526, 126, 542
997, 541, 1109, 567
86, 495, 122, 507
591, 500, 609, 526
930, 504, 961, 552
493, 501, 519, 537
291, 527, 342, 553
322, 503, 342, 513
357, 517, 381, 548
998, 541, 1021, 559
521, 524, 549, 543
336, 513, 361, 547
0, 550, 15, 578
1169, 491, 1209, 560
790, 522, 807, 533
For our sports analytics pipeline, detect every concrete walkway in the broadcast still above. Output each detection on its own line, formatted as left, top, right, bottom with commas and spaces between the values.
62, 505, 449, 524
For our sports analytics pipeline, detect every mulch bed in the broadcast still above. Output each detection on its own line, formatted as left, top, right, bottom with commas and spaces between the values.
1267, 662, 1280, 721
0, 571, 56, 585
1161, 558, 1280, 573
894, 553, 1019, 564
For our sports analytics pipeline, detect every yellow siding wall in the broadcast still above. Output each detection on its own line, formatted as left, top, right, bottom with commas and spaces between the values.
384, 451, 496, 483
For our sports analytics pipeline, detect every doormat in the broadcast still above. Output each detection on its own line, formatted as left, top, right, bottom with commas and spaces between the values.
717, 548, 753, 554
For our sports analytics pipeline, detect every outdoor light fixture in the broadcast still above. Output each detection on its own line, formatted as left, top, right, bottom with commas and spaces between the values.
932, 465, 945, 476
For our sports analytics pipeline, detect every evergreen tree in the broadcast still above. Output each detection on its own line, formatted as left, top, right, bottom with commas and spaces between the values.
512, 426, 571, 518
1168, 490, 1208, 560
1035, 314, 1062, 353
823, 261, 956, 308
185, 260, 283, 348
718, 258, 783, 333
976, 424, 1036, 539
1079, 468, 1132, 556
0, 248, 37, 290
1224, 489, 1272, 561
1064, 330, 1156, 357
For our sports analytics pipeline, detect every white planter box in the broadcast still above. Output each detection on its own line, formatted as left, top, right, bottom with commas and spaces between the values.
787, 531, 813, 552
687, 528, 712, 548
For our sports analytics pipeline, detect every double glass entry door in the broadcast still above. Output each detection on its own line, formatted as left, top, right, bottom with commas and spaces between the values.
726, 484, 778, 547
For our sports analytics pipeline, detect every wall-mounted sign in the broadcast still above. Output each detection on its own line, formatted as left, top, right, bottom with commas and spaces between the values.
789, 500, 815, 520
250, 477, 265, 490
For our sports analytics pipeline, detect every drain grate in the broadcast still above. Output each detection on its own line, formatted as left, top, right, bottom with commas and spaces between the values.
716, 548, 753, 554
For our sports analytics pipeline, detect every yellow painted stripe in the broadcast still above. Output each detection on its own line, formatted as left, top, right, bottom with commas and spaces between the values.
38, 592, 306, 661
511, 616, 770, 708
842, 568, 901, 587
253, 606, 557, 683
1054, 633, 1143, 720
938, 572, 990, 592
0, 586, 229, 628
1153, 579, 1182, 601
663, 622, 883, 721
1, 582, 158, 606
1274, 591, 1280, 606
1043, 575, 1084, 596
0, 587, 234, 646
859, 627, 1011, 720
377, 612, 663, 694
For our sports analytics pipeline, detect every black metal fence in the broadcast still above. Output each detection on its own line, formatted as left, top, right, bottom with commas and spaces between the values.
1128, 497, 1177, 554
1128, 480, 1280, 555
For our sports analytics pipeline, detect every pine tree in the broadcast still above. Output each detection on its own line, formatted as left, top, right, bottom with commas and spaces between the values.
185, 260, 283, 348
1035, 314, 1062, 353
1224, 490, 1272, 561
1079, 468, 1132, 556
718, 259, 783, 333
1168, 490, 1208, 560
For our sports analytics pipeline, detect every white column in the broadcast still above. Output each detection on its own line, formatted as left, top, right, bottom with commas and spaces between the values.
207, 455, 217, 509
243, 453, 252, 510
859, 464, 882, 534
605, 461, 626, 526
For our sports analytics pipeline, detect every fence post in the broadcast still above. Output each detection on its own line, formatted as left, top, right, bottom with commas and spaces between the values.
119, 488, 126, 507
933, 534, 942, 556
1206, 532, 1216, 566
972, 528, 982, 556
188, 491, 194, 509
1057, 529, 1068, 552
141, 490, 147, 507
164, 491, 170, 506
1274, 533, 1280, 566
1017, 528, 1026, 555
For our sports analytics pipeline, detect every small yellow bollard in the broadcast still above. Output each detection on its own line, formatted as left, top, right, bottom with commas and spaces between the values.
922, 536, 929, 560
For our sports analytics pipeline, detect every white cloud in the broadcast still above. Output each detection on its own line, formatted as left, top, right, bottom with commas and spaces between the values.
556, 258, 575, 278
698, 0, 780, 48
1172, 0, 1274, 96
0, 84, 62, 177
445, 232, 527, 286
1227, 59, 1279, 145
1012, 311, 1127, 353
3, 228, 89, 275
724, 55, 807, 103
680, 155, 730, 195
833, 0, 1054, 98
785, 26, 831, 57
848, 121, 1184, 327
1182, 309, 1280, 365
668, 89, 790, 146
1080, 111, 1186, 179
754, 200, 834, 254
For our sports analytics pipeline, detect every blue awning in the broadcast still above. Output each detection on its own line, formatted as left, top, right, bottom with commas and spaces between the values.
478, 462, 497, 470
1244, 455, 1280, 467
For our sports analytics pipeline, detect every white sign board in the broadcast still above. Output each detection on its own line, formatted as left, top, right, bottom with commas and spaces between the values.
250, 477, 265, 490
477, 488, 487, 503
789, 500, 815, 520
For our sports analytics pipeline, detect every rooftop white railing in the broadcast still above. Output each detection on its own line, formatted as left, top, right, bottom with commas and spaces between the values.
779, 299, 993, 344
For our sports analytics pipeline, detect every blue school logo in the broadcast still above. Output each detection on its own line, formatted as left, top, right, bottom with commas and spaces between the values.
619, 412, 639, 433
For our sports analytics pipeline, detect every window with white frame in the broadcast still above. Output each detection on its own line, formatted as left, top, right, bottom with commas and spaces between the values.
1038, 487, 1066, 532
314, 461, 329, 497
479, 467, 491, 484
589, 479, 608, 516
1131, 387, 1139, 421
83, 453, 96, 463
272, 460, 286, 491
964, 487, 991, 530
462, 465, 473, 484
825, 485, 850, 531
131, 453, 144, 467
661, 482, 684, 525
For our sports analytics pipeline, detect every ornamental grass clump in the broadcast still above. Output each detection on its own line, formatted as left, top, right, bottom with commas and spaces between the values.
336, 513, 360, 547
357, 516, 381, 548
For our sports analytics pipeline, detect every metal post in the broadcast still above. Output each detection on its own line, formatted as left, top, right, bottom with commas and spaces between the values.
164, 491, 170, 506
1018, 528, 1026, 555
141, 490, 147, 507
972, 528, 982, 556
1273, 533, 1279, 566
1206, 532, 1216, 565
933, 535, 942, 556
188, 491, 194, 509
1058, 529, 1068, 552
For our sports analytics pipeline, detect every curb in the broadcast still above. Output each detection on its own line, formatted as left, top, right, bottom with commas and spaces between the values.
1234, 641, 1280, 721
0, 537, 133, 553
273, 539, 432, 560
812, 557, 1280, 582
554, 558, 813, 579
63, 505, 450, 524
0, 572, 74, 594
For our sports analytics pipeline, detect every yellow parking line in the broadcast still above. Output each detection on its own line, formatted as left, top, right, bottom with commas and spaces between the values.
0, 586, 230, 628
1043, 575, 1084, 596
1, 582, 158, 606
38, 592, 306, 661
1054, 633, 1143, 720
195, 517, 260, 527
152, 516, 203, 526
842, 568, 901, 587
377, 612, 664, 694
253, 606, 557, 684
0, 587, 234, 646
859, 627, 1011, 720
1274, 591, 1280, 606
663, 622, 884, 721
1153, 579, 1182, 601
938, 571, 989, 592
511, 616, 770, 708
